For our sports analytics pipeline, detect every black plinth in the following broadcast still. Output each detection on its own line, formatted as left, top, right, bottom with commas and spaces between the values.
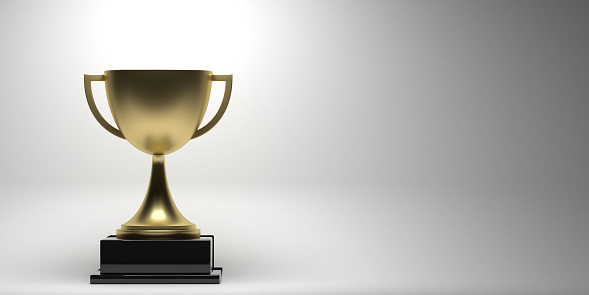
90, 269, 222, 284
90, 235, 222, 284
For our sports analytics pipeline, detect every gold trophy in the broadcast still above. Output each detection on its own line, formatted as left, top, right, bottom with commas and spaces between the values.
85, 70, 231, 283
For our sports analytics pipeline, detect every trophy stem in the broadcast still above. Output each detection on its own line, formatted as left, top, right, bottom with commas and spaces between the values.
116, 155, 200, 240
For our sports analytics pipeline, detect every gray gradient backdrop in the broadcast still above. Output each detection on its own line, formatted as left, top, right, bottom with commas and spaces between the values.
0, 0, 588, 294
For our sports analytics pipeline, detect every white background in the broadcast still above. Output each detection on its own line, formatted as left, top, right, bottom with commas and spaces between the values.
0, 1, 588, 294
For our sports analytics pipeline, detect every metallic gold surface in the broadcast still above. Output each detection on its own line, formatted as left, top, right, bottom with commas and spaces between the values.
116, 155, 200, 239
84, 70, 232, 239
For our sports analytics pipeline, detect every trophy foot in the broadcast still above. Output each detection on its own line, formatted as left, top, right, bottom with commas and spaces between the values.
116, 225, 201, 240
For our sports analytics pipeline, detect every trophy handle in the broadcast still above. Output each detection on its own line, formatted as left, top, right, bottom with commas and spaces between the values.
192, 74, 233, 139
84, 74, 126, 139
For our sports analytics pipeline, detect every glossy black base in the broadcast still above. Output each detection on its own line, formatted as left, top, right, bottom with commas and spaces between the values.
99, 235, 213, 274
90, 235, 222, 284
90, 269, 222, 284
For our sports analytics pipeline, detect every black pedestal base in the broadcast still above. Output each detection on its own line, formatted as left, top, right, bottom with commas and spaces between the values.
90, 268, 222, 284
90, 235, 222, 284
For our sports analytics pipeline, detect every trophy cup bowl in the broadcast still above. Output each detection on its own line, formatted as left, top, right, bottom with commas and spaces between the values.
84, 70, 232, 240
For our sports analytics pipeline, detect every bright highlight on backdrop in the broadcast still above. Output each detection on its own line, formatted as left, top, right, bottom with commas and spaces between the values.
93, 0, 250, 72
